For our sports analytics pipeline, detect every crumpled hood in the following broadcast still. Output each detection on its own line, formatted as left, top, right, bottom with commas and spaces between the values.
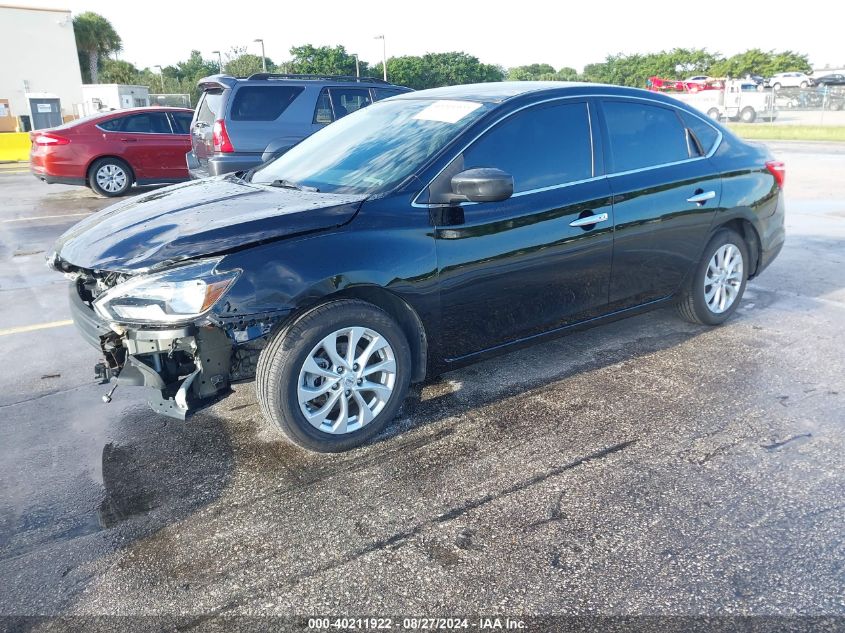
53, 176, 366, 272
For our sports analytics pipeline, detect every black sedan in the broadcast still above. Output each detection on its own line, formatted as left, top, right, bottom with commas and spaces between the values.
49, 82, 786, 452
814, 73, 845, 87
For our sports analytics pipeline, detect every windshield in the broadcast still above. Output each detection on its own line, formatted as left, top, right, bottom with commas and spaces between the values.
250, 99, 491, 195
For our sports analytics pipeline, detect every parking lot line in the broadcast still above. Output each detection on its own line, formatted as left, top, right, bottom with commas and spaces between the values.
0, 320, 73, 336
1, 212, 90, 224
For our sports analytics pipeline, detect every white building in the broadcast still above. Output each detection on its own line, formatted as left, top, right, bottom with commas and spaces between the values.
81, 84, 150, 115
0, 3, 84, 130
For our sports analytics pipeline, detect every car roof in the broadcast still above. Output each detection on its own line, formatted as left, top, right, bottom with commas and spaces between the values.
388, 81, 685, 105
95, 106, 193, 116
197, 73, 408, 91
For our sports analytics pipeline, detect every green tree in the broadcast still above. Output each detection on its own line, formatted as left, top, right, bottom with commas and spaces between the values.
507, 63, 556, 80
554, 67, 579, 81
73, 11, 122, 83
581, 48, 719, 87
507, 64, 579, 82
223, 47, 274, 77
373, 52, 504, 89
288, 44, 369, 77
100, 58, 140, 84
709, 48, 812, 78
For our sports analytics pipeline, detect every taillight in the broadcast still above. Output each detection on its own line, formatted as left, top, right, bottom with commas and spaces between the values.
212, 119, 234, 153
766, 160, 785, 188
31, 133, 70, 146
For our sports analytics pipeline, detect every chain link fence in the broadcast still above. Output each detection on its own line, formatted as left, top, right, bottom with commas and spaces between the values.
149, 94, 192, 108
765, 85, 844, 125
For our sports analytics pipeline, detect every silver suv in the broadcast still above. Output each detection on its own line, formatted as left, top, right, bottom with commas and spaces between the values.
186, 73, 411, 179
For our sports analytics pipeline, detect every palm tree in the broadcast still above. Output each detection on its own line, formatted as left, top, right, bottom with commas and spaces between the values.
73, 12, 122, 84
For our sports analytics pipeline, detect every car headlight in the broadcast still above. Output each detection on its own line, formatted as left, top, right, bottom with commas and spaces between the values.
93, 259, 240, 325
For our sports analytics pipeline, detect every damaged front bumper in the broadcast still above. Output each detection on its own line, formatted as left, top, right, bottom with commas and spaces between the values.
68, 281, 272, 420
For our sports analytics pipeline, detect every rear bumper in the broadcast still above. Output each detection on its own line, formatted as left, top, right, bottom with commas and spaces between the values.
32, 171, 87, 186
187, 150, 262, 179
754, 192, 786, 277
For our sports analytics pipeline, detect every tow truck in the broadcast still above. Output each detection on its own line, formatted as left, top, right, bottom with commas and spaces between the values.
647, 76, 777, 123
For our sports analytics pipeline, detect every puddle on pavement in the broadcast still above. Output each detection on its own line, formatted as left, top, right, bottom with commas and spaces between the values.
0, 397, 234, 560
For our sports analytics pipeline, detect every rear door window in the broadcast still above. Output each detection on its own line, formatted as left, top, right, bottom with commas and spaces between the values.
601, 100, 690, 172
98, 112, 172, 134
328, 88, 372, 119
229, 85, 304, 121
460, 101, 593, 193
170, 112, 193, 134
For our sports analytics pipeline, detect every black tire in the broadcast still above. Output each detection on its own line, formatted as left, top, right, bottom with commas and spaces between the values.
88, 157, 133, 197
255, 299, 411, 452
676, 228, 749, 326
706, 108, 721, 121
772, 83, 782, 91
739, 107, 757, 123
800, 81, 808, 89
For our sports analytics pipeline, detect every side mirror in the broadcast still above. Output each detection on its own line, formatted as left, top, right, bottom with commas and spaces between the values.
450, 168, 514, 203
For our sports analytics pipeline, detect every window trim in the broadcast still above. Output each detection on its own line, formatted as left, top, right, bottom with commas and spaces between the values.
95, 111, 175, 135
411, 94, 722, 208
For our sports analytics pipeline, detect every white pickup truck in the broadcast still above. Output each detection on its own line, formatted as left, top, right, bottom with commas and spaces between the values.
671, 80, 777, 123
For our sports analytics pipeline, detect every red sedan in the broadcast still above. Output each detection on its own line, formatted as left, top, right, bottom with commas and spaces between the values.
30, 107, 194, 197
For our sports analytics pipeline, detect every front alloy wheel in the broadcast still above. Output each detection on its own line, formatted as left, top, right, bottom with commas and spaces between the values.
255, 299, 411, 452
297, 327, 397, 435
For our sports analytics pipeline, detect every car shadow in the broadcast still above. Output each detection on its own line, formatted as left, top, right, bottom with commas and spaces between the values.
374, 305, 709, 448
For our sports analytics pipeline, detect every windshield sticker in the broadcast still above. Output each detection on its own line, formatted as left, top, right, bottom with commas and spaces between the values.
413, 100, 483, 124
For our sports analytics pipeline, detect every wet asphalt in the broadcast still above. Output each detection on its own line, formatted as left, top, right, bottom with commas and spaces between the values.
0, 143, 843, 624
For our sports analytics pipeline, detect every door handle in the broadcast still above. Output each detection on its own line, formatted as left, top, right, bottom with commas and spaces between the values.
686, 190, 716, 205
119, 138, 137, 143
569, 212, 609, 228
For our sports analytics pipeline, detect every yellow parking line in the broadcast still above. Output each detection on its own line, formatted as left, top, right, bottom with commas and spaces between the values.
0, 169, 30, 174
0, 320, 73, 336
1, 212, 90, 223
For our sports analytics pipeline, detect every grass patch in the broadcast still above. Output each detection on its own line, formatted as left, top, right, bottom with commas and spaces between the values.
727, 124, 845, 141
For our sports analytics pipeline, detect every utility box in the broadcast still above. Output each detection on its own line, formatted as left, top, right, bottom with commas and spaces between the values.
81, 84, 151, 115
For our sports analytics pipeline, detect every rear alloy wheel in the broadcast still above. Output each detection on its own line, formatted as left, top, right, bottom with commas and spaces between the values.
89, 158, 132, 197
255, 299, 411, 452
676, 229, 749, 326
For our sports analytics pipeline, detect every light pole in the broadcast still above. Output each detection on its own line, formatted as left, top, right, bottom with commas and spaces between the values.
353, 53, 360, 78
153, 65, 165, 93
374, 35, 386, 81
212, 50, 223, 73
254, 38, 267, 73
